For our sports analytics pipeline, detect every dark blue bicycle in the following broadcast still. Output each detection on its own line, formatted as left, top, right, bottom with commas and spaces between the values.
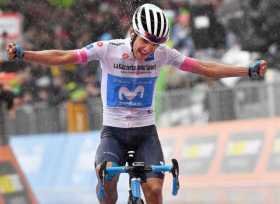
99, 151, 180, 204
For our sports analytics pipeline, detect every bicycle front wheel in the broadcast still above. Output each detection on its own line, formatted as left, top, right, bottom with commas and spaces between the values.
127, 198, 144, 204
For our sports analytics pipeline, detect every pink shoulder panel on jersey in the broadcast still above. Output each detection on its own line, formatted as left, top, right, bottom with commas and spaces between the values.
75, 49, 88, 64
179, 57, 199, 72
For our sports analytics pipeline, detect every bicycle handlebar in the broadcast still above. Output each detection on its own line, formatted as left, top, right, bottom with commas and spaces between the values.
150, 164, 173, 172
104, 164, 173, 174
99, 159, 180, 196
104, 166, 127, 174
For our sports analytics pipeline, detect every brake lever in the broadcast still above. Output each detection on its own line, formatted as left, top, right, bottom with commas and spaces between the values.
171, 159, 180, 195
97, 161, 108, 200
98, 161, 107, 185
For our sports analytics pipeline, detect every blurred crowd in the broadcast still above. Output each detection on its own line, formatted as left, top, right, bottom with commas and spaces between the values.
0, 0, 137, 107
0, 0, 278, 111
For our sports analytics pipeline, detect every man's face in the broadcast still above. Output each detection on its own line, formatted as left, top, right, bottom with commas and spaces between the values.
132, 36, 158, 62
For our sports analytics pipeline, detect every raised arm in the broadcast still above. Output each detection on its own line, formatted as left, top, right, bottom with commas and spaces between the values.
23, 50, 78, 65
7, 43, 79, 65
180, 57, 267, 80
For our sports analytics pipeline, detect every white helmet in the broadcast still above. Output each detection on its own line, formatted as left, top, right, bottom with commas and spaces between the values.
132, 3, 169, 44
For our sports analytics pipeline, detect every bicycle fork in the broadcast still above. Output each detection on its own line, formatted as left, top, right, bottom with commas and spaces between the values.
130, 177, 141, 199
127, 151, 142, 201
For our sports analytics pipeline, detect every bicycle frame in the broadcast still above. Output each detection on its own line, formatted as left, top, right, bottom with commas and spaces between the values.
98, 151, 180, 203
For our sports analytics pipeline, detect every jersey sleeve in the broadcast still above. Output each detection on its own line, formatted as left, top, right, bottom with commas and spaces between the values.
161, 46, 186, 69
75, 41, 108, 64
159, 46, 199, 72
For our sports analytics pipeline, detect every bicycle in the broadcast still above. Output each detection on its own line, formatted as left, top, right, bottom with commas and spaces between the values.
98, 150, 180, 204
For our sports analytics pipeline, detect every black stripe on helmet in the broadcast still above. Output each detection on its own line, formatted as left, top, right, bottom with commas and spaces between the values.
134, 8, 139, 30
149, 9, 155, 36
140, 8, 148, 32
162, 13, 167, 38
156, 12, 161, 37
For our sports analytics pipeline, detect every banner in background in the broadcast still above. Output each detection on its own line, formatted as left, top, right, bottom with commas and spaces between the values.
0, 13, 22, 42
159, 117, 280, 203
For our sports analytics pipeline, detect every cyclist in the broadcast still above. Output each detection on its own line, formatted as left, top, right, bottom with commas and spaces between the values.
7, 3, 267, 204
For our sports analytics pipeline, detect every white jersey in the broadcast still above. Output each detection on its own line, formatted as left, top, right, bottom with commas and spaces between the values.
77, 38, 186, 128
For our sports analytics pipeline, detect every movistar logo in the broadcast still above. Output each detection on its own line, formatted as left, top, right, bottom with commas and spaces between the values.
118, 86, 144, 101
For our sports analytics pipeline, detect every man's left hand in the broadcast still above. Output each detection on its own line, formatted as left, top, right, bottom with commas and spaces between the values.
249, 60, 267, 80
258, 60, 267, 77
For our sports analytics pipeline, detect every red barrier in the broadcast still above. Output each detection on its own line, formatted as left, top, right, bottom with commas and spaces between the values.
0, 145, 37, 204
159, 117, 280, 203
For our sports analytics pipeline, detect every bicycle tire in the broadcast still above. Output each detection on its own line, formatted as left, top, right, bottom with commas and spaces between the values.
127, 198, 144, 204
139, 199, 144, 204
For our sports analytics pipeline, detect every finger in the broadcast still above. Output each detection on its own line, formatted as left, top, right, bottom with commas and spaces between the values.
262, 62, 267, 70
260, 64, 266, 71
8, 50, 16, 56
262, 62, 267, 69
260, 66, 267, 76
9, 46, 16, 54
260, 60, 267, 71
7, 43, 15, 49
8, 54, 16, 61
260, 70, 264, 77
7, 48, 14, 55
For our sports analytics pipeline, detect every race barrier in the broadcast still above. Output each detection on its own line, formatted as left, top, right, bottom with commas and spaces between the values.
9, 117, 280, 204
10, 132, 130, 204
67, 102, 89, 133
0, 145, 37, 204
159, 117, 280, 204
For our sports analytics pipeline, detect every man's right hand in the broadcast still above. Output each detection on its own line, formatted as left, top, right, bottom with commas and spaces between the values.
7, 43, 16, 60
6, 43, 24, 60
